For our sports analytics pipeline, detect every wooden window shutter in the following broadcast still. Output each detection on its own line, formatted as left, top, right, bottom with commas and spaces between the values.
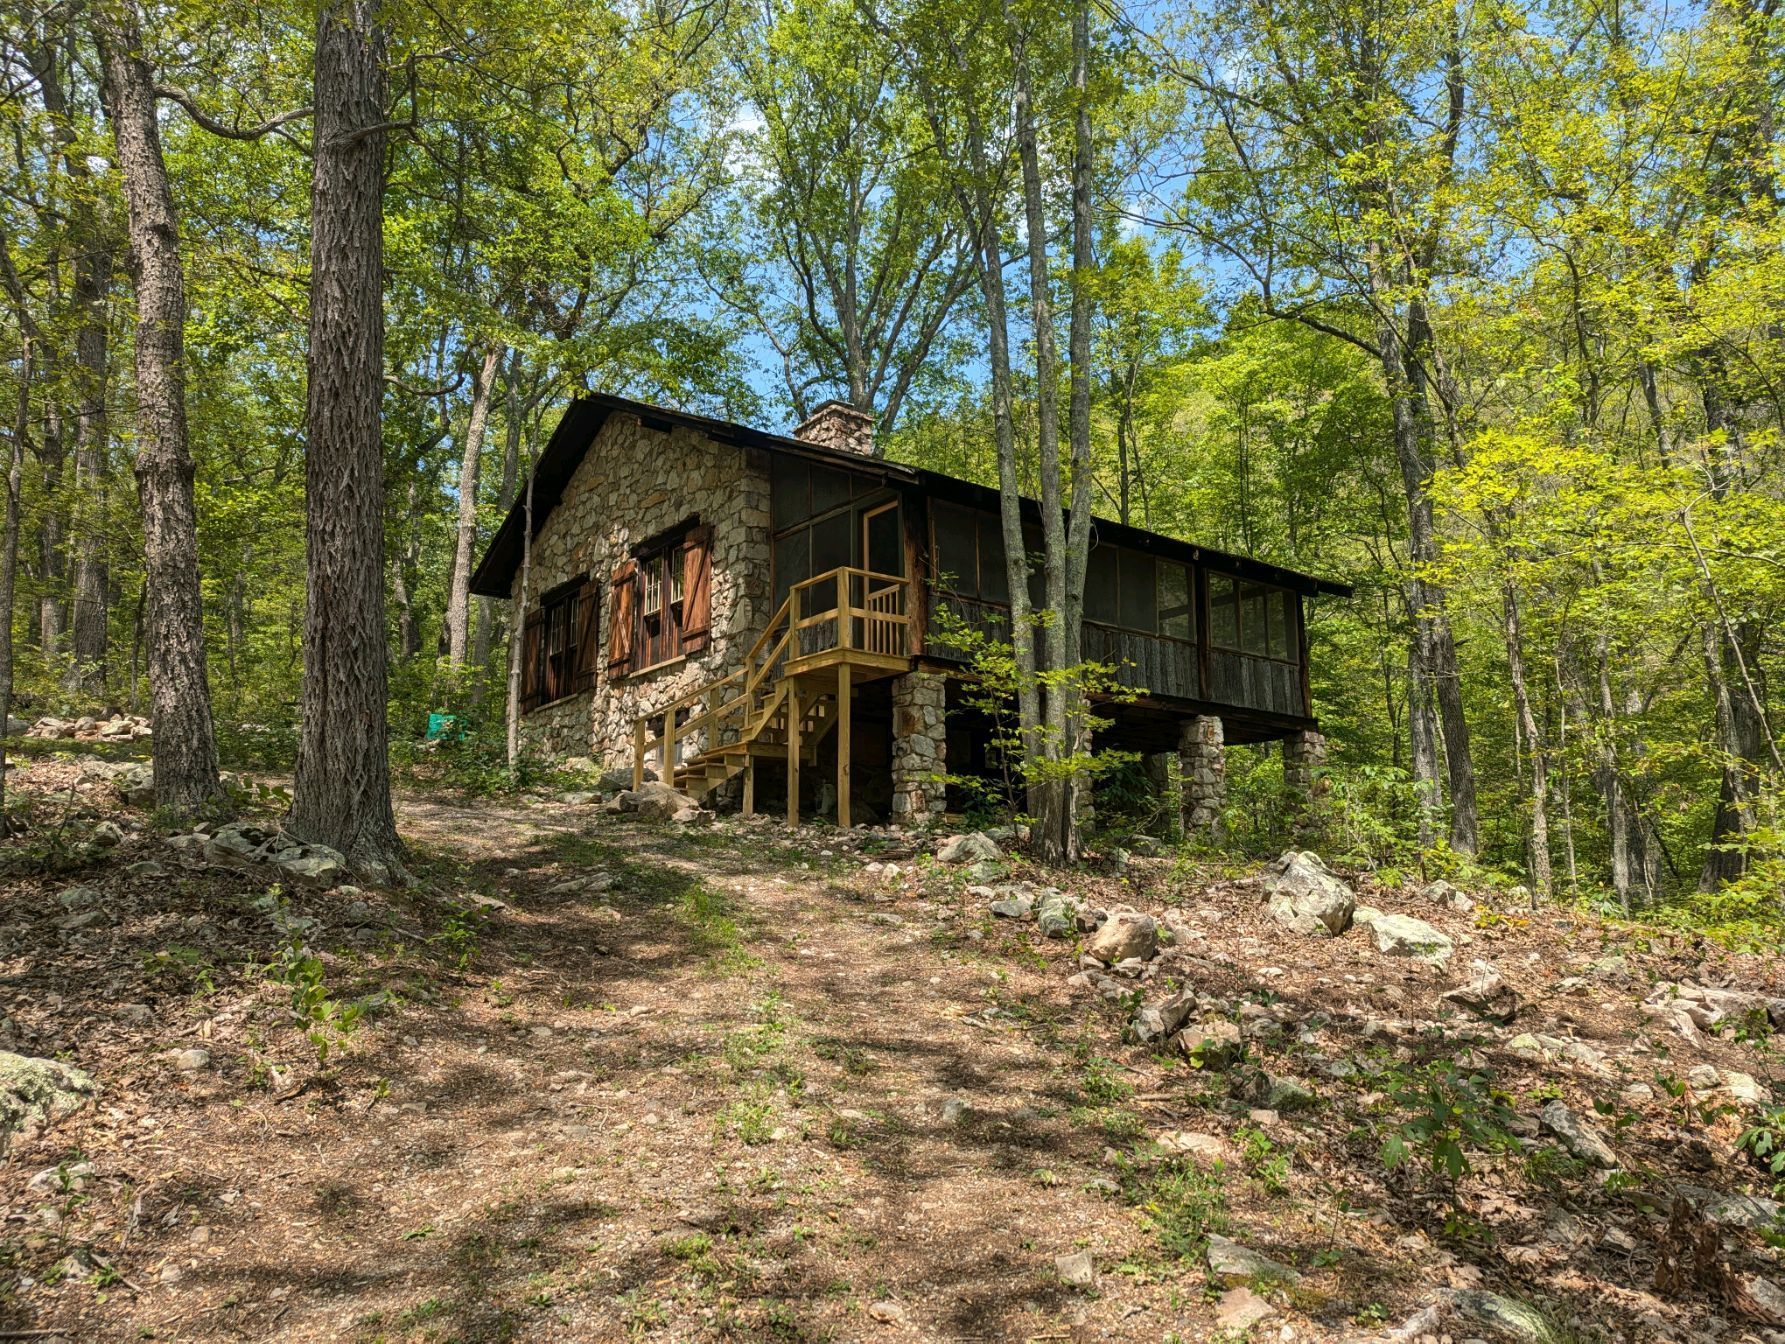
607, 560, 637, 673
520, 609, 545, 709
681, 525, 714, 652
572, 577, 601, 692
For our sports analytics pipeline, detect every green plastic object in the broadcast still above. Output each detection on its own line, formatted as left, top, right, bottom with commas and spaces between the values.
426, 711, 463, 741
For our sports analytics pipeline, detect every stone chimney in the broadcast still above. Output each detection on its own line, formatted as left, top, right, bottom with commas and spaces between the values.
793, 399, 878, 458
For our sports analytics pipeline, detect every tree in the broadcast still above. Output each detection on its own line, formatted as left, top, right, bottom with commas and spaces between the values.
289, 0, 403, 877
93, 0, 229, 816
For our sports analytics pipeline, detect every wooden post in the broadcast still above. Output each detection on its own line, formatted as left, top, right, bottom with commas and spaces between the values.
632, 717, 646, 790
836, 664, 852, 829
664, 705, 677, 784
837, 568, 851, 650
786, 678, 802, 826
743, 754, 755, 817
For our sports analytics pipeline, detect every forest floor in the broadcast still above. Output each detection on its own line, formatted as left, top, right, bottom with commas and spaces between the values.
2, 753, 1784, 1344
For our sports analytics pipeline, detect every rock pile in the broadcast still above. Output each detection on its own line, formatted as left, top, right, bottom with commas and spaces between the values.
24, 713, 151, 742
192, 821, 350, 887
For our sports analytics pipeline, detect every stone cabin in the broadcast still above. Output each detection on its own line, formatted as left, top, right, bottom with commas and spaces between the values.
468, 392, 1351, 829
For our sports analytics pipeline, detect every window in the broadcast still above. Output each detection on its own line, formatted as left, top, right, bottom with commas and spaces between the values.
1209, 572, 1294, 660
609, 522, 712, 677
929, 502, 1028, 605
521, 575, 599, 711
1083, 547, 1194, 642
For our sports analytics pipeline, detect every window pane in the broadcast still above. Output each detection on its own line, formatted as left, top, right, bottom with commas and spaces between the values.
810, 511, 852, 589
1268, 590, 1293, 659
979, 517, 1010, 604
1024, 524, 1045, 610
771, 457, 807, 530
811, 465, 852, 516
1210, 573, 1239, 648
1118, 550, 1157, 631
931, 502, 977, 594
774, 529, 808, 612
1158, 560, 1192, 639
1085, 546, 1118, 623
1239, 582, 1270, 656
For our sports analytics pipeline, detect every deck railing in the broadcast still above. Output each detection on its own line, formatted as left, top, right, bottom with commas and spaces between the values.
631, 566, 911, 788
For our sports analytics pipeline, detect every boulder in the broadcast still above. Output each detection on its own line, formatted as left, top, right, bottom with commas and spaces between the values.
1133, 988, 1198, 1044
1035, 889, 1082, 939
1085, 910, 1158, 965
936, 832, 1001, 866
1420, 878, 1475, 913
90, 820, 124, 849
206, 821, 280, 867
1264, 850, 1355, 936
1215, 1286, 1275, 1332
113, 762, 155, 807
1206, 1234, 1300, 1286
1155, 1130, 1235, 1164
1674, 1185, 1783, 1230
1443, 959, 1518, 1022
1365, 912, 1453, 963
1175, 1019, 1244, 1071
269, 844, 349, 888
1540, 1099, 1617, 1167
988, 894, 1033, 920
1054, 1250, 1095, 1288
1446, 1289, 1560, 1343
0, 1052, 98, 1149
1722, 1070, 1772, 1107
611, 782, 701, 822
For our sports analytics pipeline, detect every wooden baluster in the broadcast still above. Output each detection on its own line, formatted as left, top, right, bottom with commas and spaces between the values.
633, 717, 646, 790
786, 678, 802, 826
837, 663, 852, 829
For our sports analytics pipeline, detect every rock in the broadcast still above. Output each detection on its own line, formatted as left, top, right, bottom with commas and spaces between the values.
172, 1048, 211, 1073
91, 819, 124, 848
1085, 910, 1157, 965
1366, 912, 1453, 963
205, 821, 279, 866
1745, 1275, 1785, 1326
936, 832, 1001, 866
1539, 1100, 1616, 1167
1206, 1234, 1300, 1286
1036, 889, 1082, 939
269, 844, 349, 887
0, 1052, 98, 1148
1723, 1070, 1772, 1106
1175, 1019, 1244, 1071
1264, 850, 1355, 936
1675, 1185, 1783, 1230
988, 895, 1033, 919
1054, 1250, 1095, 1288
1215, 1286, 1276, 1332
1132, 989, 1197, 1045
112, 762, 155, 807
1261, 1074, 1316, 1112
58, 885, 101, 909
1155, 1130, 1234, 1164
867, 1300, 906, 1324
560, 791, 599, 806
940, 1096, 969, 1125
611, 782, 701, 822
124, 859, 167, 878
1447, 1288, 1559, 1342
3, 714, 26, 735
669, 804, 710, 825
1421, 878, 1475, 913
1444, 959, 1518, 1022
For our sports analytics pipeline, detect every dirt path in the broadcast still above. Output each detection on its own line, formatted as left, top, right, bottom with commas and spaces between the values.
4, 792, 1215, 1342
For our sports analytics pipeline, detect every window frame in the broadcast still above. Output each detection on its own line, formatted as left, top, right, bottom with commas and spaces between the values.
523, 573, 592, 711
1208, 572, 1297, 664
632, 528, 695, 672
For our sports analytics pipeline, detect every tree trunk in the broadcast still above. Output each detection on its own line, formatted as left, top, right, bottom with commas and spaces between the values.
1, 341, 30, 832
444, 345, 502, 666
94, 0, 228, 817
1501, 580, 1551, 899
290, 0, 403, 877
473, 354, 524, 676
1699, 620, 1768, 888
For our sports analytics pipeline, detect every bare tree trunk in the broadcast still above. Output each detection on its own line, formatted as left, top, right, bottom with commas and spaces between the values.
444, 345, 501, 666
473, 355, 524, 675
290, 0, 403, 877
94, 0, 228, 817
392, 474, 421, 659
35, 386, 66, 662
505, 454, 535, 768
1501, 581, 1551, 899
1, 341, 30, 832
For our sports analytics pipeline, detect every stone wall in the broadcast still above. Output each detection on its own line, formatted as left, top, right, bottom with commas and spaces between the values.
890, 670, 947, 824
1179, 714, 1226, 837
511, 414, 772, 771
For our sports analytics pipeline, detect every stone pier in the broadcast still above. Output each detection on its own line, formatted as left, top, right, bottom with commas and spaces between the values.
890, 671, 947, 825
1283, 729, 1328, 809
1179, 714, 1226, 837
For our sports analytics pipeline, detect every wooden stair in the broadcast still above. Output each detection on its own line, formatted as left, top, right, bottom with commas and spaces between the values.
630, 565, 914, 827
